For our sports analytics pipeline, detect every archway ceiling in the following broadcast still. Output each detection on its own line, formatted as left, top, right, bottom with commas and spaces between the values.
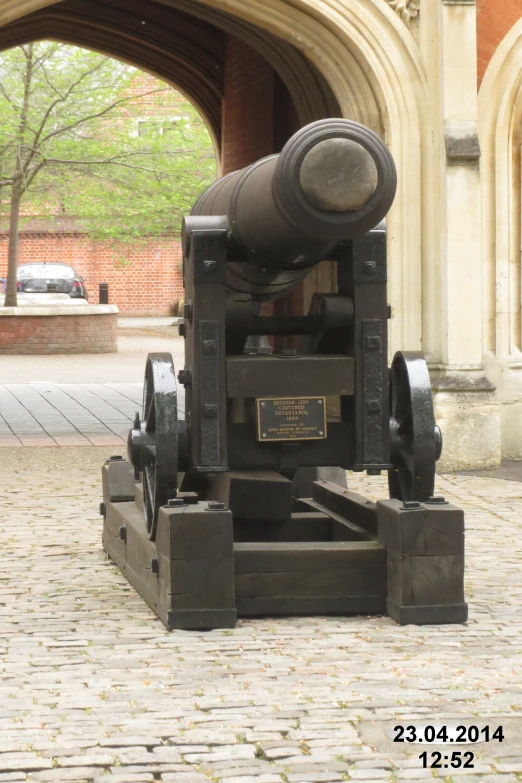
0, 0, 340, 149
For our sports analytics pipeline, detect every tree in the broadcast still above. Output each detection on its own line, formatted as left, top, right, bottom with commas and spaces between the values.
0, 42, 216, 306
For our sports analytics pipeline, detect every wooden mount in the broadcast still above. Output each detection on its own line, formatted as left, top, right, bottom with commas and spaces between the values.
101, 462, 467, 630
209, 469, 293, 521
102, 457, 135, 502
377, 498, 468, 625
103, 495, 237, 631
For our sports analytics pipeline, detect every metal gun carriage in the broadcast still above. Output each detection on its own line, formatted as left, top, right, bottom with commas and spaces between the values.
101, 119, 467, 629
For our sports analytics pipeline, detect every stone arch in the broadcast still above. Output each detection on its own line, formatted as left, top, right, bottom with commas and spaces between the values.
479, 17, 522, 458
193, 0, 432, 353
0, 0, 342, 170
479, 18, 522, 359
0, 0, 433, 353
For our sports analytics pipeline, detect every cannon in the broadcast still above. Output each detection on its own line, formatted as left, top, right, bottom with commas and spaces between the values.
101, 119, 467, 630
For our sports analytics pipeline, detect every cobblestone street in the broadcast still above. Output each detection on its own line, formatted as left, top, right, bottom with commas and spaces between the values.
1, 448, 521, 783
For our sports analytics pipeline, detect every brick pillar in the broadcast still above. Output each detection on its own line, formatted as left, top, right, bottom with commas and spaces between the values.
221, 36, 301, 170
221, 35, 304, 322
274, 73, 301, 151
221, 35, 276, 174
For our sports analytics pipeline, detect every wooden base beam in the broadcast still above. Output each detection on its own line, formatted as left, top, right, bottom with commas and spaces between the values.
377, 499, 468, 625
103, 496, 237, 630
101, 460, 468, 630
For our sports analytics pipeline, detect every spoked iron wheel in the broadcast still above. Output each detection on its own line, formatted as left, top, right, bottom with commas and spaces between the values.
388, 351, 442, 502
127, 353, 178, 540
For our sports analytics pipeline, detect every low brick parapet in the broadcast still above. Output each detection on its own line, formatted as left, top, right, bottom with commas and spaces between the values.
0, 304, 119, 354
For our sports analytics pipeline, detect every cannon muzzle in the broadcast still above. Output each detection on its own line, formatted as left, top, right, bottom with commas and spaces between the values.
188, 118, 396, 299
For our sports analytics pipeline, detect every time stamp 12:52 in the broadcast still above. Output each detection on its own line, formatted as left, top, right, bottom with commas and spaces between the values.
393, 724, 505, 769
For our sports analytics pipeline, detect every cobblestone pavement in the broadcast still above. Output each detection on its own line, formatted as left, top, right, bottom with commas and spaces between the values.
0, 449, 521, 783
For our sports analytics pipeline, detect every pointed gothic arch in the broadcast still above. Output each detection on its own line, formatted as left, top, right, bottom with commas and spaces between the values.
0, 0, 433, 355
479, 17, 522, 458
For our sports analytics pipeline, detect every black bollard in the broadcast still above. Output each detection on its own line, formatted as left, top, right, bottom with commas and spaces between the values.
99, 282, 109, 304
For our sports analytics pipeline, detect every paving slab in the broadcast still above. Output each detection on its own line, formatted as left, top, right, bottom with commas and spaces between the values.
0, 381, 186, 446
0, 330, 185, 447
118, 317, 180, 328
0, 449, 520, 782
0, 383, 143, 446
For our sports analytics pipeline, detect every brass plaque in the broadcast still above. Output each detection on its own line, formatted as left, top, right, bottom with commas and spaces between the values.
256, 396, 327, 442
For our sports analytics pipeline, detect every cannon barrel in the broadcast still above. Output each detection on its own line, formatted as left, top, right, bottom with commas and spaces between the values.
188, 119, 397, 300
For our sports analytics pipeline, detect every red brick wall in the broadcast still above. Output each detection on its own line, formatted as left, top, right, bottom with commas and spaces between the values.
0, 312, 118, 354
221, 35, 303, 321
274, 74, 301, 152
221, 36, 276, 174
221, 36, 301, 174
0, 233, 184, 316
477, 0, 522, 85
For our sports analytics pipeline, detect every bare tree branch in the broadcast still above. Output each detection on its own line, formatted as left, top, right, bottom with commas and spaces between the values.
23, 161, 46, 192
38, 60, 66, 101
0, 79, 16, 107
37, 88, 168, 149
43, 156, 167, 175
32, 58, 113, 147
29, 45, 60, 78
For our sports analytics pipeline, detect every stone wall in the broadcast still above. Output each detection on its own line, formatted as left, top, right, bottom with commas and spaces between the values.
478, 13, 522, 460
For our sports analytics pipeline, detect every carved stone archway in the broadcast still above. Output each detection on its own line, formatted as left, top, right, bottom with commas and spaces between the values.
0, 0, 492, 469
0, 0, 342, 167
0, 0, 430, 354
479, 17, 522, 458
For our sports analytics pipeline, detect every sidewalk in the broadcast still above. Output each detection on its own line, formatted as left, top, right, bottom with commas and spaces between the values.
0, 327, 185, 447
118, 316, 179, 328
0, 383, 142, 446
0, 327, 185, 384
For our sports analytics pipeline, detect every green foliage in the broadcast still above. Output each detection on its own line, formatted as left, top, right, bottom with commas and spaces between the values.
0, 42, 216, 242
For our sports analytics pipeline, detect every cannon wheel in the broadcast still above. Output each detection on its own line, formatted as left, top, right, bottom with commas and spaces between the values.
140, 353, 179, 540
388, 351, 442, 502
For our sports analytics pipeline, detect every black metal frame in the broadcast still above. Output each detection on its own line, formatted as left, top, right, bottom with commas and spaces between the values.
177, 218, 393, 484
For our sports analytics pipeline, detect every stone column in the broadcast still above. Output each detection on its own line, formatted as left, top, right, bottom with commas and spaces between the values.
423, 0, 500, 470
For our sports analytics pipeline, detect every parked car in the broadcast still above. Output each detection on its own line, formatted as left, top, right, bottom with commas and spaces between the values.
0, 277, 23, 292
16, 262, 88, 300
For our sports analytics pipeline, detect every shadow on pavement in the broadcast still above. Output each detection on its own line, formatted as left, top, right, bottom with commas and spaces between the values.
456, 459, 522, 482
